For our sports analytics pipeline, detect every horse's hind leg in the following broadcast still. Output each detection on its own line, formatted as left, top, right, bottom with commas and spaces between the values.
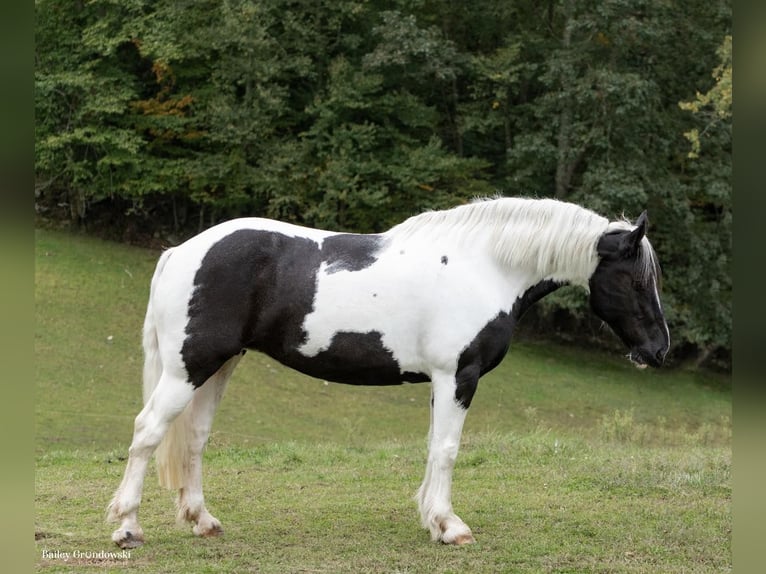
176, 355, 241, 537
107, 370, 194, 548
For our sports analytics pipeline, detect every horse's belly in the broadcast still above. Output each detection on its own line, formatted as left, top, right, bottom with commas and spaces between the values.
262, 330, 430, 386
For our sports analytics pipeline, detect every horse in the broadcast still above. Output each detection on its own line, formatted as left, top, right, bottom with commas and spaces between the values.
106, 196, 669, 548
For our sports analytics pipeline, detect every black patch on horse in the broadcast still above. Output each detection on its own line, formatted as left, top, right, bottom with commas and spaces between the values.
181, 229, 414, 388
289, 331, 429, 386
454, 279, 561, 408
323, 234, 384, 274
182, 229, 323, 388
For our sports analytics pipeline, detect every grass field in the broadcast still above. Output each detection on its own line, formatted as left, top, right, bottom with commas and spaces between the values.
34, 228, 731, 572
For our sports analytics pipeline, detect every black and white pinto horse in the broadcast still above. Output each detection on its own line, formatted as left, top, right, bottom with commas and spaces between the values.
107, 197, 669, 548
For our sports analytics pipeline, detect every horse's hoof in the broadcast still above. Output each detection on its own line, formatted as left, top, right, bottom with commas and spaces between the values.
451, 532, 476, 545
440, 521, 475, 545
193, 521, 223, 538
112, 528, 144, 549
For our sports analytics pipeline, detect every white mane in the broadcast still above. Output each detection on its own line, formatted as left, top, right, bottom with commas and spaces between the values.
386, 197, 655, 288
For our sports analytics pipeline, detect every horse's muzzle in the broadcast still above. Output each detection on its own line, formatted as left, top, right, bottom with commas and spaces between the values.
629, 345, 667, 369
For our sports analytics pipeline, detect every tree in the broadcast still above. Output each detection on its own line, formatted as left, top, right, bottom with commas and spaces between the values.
35, 0, 144, 222
679, 35, 732, 159
34, 0, 732, 368
672, 34, 732, 366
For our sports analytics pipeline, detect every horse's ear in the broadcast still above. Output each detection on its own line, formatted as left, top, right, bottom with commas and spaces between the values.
619, 211, 648, 257
634, 211, 649, 232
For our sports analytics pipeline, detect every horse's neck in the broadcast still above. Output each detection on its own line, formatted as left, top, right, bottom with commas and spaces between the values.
494, 234, 598, 288
386, 199, 607, 287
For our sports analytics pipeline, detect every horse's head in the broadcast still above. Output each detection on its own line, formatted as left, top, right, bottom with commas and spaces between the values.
589, 212, 670, 369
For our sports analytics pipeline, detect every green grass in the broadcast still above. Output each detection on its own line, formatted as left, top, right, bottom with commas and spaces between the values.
35, 228, 731, 572
36, 437, 729, 573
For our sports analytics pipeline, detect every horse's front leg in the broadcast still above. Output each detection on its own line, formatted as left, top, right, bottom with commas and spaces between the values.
416, 369, 477, 545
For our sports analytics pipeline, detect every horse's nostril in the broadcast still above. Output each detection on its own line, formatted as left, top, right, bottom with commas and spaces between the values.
656, 348, 666, 364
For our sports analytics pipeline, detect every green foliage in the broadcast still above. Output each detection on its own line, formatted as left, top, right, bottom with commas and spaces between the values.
679, 35, 732, 159
35, 0, 731, 367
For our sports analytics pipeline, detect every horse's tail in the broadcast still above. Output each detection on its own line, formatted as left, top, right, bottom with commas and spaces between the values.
141, 248, 172, 405
141, 248, 189, 490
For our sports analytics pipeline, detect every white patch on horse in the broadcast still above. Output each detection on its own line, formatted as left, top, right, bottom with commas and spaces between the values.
297, 237, 535, 378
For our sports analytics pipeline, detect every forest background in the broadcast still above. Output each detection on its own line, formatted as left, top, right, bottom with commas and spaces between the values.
34, 0, 732, 370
